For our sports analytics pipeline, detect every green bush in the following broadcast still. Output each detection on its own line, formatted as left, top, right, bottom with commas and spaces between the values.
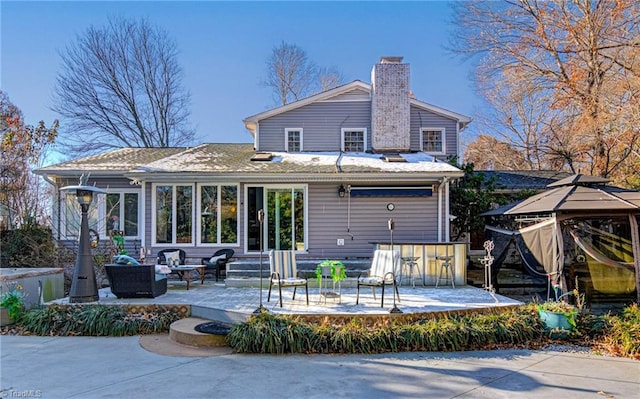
0, 225, 60, 268
17, 304, 181, 336
602, 303, 640, 359
228, 307, 543, 354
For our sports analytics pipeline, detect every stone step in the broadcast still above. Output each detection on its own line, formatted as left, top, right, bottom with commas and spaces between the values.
225, 258, 371, 279
169, 317, 229, 348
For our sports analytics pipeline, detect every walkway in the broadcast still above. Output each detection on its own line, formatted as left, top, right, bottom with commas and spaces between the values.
1, 335, 638, 398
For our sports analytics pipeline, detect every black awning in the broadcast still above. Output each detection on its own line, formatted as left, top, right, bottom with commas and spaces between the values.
350, 186, 432, 197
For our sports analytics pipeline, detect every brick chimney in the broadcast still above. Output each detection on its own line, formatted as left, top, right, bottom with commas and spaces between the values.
371, 56, 410, 153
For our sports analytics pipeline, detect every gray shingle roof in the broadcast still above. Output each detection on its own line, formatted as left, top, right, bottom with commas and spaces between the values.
37, 143, 463, 179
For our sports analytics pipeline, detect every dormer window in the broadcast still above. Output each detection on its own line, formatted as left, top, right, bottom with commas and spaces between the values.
285, 128, 302, 152
341, 128, 367, 152
421, 128, 445, 154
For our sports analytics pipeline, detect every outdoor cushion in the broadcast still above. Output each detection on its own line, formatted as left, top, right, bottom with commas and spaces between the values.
155, 265, 172, 274
113, 255, 140, 265
164, 251, 181, 265
209, 254, 226, 263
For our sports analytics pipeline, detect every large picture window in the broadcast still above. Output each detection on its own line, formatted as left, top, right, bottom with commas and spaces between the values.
105, 192, 139, 237
153, 184, 193, 245
63, 193, 100, 238
199, 184, 238, 245
63, 190, 140, 239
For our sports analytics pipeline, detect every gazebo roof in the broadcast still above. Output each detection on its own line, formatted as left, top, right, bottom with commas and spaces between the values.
483, 174, 640, 216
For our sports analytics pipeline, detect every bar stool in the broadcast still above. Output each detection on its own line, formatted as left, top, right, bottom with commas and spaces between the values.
435, 254, 455, 288
400, 256, 422, 288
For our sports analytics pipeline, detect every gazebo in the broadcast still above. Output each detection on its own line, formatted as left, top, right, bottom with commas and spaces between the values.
483, 174, 640, 303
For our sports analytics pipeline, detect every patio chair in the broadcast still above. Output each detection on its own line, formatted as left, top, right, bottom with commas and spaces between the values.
156, 248, 186, 279
356, 249, 401, 307
201, 248, 235, 281
268, 250, 309, 307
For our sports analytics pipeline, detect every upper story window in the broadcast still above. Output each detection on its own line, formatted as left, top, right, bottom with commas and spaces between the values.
285, 128, 302, 152
341, 128, 367, 152
421, 128, 446, 154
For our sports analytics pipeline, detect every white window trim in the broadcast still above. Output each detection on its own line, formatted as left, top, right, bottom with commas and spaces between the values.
285, 128, 303, 152
103, 189, 142, 239
151, 183, 195, 247
243, 184, 309, 255
420, 127, 446, 155
340, 128, 368, 152
196, 183, 240, 247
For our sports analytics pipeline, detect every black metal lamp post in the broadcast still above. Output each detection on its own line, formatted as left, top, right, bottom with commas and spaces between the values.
61, 176, 106, 303
388, 218, 402, 314
253, 209, 267, 314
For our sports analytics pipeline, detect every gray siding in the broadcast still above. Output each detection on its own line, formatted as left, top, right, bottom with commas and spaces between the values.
328, 88, 370, 102
410, 106, 459, 159
306, 183, 439, 259
258, 101, 371, 152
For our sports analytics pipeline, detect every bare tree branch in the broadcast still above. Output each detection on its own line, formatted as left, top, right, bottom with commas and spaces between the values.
53, 17, 194, 156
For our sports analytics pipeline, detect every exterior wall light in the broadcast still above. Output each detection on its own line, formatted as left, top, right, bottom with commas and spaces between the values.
338, 184, 347, 198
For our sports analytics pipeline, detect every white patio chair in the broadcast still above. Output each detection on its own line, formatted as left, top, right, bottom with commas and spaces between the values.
356, 249, 401, 307
268, 250, 309, 307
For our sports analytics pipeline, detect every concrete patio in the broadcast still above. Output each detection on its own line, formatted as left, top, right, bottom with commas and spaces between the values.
52, 278, 522, 324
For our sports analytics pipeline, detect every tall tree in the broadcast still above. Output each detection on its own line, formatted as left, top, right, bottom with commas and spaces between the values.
264, 42, 345, 105
451, 0, 640, 181
53, 17, 194, 155
0, 91, 58, 228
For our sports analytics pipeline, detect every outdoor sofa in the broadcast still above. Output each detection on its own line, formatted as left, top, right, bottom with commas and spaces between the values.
105, 264, 168, 298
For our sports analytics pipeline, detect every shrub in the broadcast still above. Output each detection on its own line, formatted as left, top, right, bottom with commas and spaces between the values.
228, 307, 544, 354
17, 304, 181, 336
602, 303, 640, 359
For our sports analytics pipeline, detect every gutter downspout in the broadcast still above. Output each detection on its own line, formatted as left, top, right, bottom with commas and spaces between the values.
445, 178, 450, 242
437, 177, 447, 242
629, 213, 640, 304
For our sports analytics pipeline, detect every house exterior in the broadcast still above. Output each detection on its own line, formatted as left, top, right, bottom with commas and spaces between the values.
35, 56, 471, 262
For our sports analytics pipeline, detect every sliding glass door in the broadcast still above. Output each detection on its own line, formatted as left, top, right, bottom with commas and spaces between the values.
247, 186, 306, 252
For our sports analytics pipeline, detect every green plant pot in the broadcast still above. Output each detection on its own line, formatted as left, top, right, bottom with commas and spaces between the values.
538, 309, 573, 338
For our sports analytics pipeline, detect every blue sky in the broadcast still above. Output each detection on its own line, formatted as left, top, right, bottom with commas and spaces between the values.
2, 1, 480, 162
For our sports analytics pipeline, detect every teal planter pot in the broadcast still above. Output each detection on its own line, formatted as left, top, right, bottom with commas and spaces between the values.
538, 309, 575, 338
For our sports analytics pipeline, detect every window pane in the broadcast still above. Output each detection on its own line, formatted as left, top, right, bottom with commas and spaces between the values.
106, 193, 120, 237
267, 189, 293, 250
201, 186, 218, 244
288, 130, 301, 152
124, 193, 138, 237
294, 188, 305, 250
344, 130, 364, 152
65, 193, 99, 238
176, 186, 192, 243
64, 193, 80, 237
155, 186, 172, 243
423, 130, 442, 152
221, 185, 238, 243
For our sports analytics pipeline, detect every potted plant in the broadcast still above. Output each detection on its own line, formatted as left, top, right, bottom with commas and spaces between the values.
315, 260, 346, 284
0, 283, 26, 326
537, 300, 578, 338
